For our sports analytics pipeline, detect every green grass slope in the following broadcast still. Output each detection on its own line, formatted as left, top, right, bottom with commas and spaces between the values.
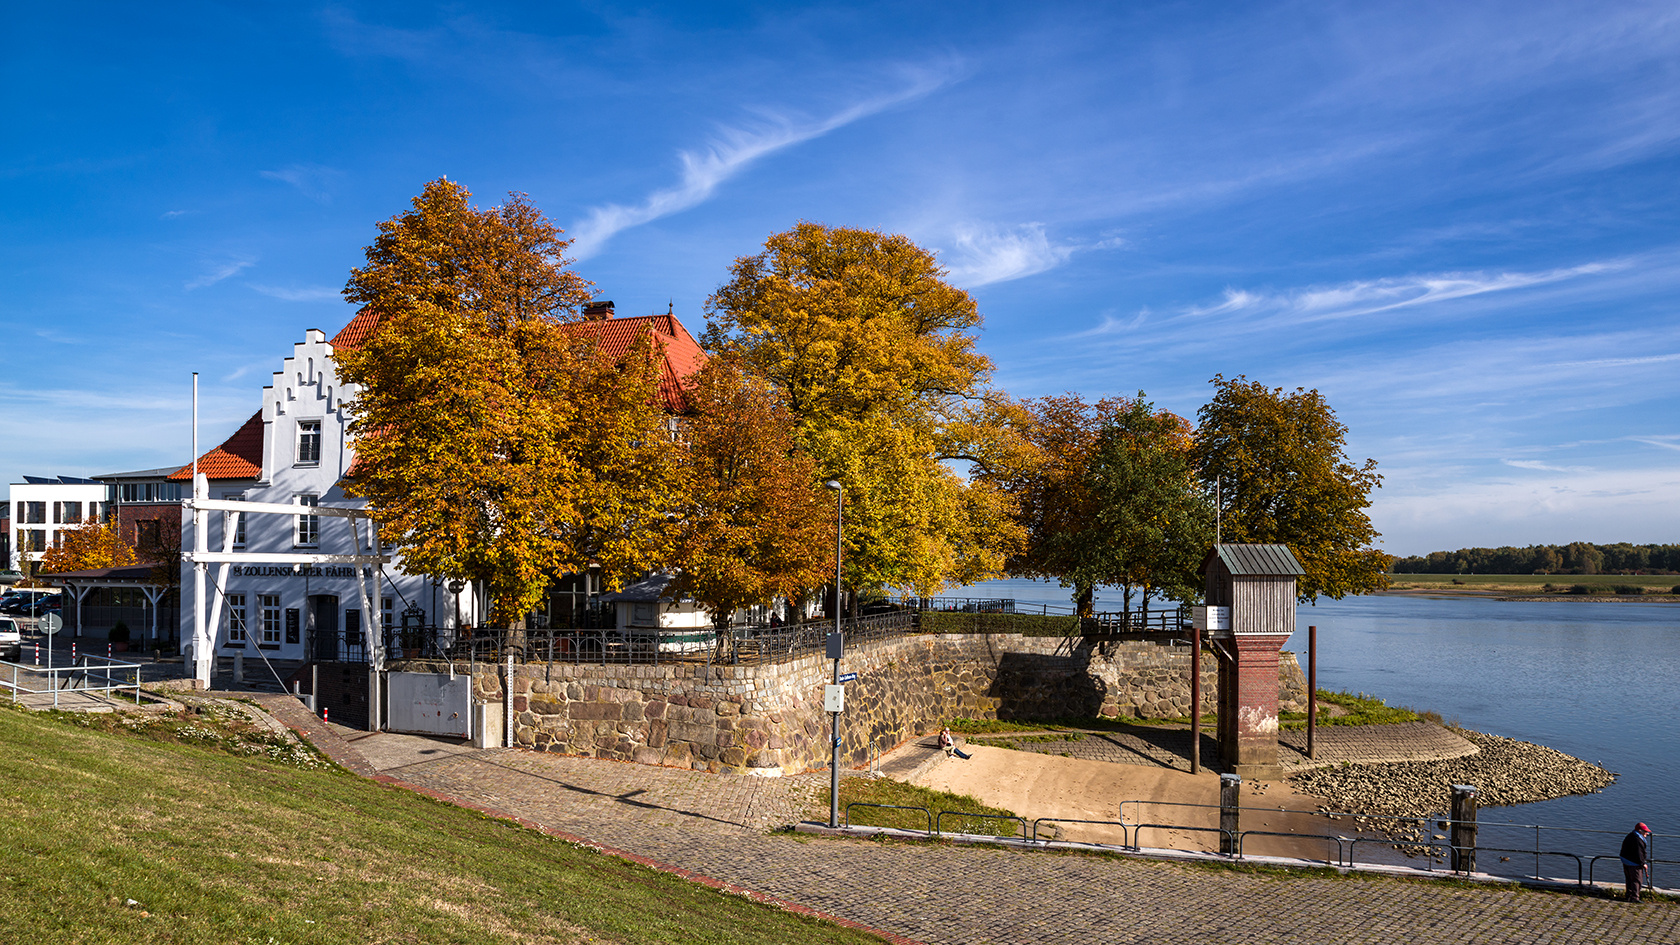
0, 703, 884, 944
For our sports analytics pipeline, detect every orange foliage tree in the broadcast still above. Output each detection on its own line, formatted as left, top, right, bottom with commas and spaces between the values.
38, 521, 137, 573
666, 358, 834, 631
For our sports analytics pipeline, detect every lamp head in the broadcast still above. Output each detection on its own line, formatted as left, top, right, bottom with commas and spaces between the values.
824, 480, 842, 491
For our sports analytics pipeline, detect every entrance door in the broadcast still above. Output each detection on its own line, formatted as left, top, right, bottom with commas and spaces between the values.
309, 595, 340, 661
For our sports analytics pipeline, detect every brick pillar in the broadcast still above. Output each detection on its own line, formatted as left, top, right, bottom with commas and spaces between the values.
1221, 633, 1290, 780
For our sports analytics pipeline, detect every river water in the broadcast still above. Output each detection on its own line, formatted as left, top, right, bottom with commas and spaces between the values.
949, 579, 1680, 842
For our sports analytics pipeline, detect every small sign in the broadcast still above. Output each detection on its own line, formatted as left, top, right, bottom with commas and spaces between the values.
823, 684, 845, 713
838, 672, 858, 683
1191, 605, 1230, 632
38, 613, 63, 635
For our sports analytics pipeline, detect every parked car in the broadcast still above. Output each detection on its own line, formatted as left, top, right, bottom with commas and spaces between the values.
0, 617, 20, 661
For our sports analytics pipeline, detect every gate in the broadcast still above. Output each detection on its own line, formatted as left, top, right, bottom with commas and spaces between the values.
386, 671, 471, 738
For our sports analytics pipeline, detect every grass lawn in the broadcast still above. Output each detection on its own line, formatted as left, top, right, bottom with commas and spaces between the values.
1385, 573, 1679, 594
836, 777, 1019, 837
0, 702, 886, 944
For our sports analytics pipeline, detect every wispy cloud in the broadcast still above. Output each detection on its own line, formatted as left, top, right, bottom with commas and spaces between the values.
185, 257, 256, 290
249, 284, 341, 302
1502, 459, 1593, 473
941, 222, 1078, 286
260, 163, 343, 204
568, 68, 957, 259
1178, 263, 1622, 327
1630, 435, 1680, 453
160, 209, 193, 219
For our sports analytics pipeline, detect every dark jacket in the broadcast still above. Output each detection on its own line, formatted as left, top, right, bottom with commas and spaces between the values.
1621, 829, 1650, 868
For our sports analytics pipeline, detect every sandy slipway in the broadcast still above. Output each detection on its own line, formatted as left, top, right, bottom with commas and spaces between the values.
1287, 730, 1615, 840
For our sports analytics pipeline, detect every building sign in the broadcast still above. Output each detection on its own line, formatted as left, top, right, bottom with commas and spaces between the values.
229, 565, 358, 578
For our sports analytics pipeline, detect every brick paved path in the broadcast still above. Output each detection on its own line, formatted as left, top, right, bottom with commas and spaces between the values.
373, 743, 1677, 945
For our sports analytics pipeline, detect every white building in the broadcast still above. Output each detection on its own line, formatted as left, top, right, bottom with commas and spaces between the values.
175, 326, 481, 664
174, 301, 710, 665
8, 475, 111, 571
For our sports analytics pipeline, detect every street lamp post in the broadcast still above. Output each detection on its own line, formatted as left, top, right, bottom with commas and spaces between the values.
824, 479, 843, 828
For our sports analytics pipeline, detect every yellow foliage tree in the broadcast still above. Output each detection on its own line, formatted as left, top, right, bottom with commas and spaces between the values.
705, 223, 1023, 600
38, 521, 137, 573
336, 179, 678, 625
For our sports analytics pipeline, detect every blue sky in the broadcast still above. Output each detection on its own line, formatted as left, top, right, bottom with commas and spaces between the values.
3, 1, 1678, 556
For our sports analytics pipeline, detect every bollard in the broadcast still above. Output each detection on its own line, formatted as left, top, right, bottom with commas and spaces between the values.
72, 642, 78, 662
323, 706, 329, 723
35, 643, 39, 666
107, 642, 112, 659
233, 651, 244, 684
1450, 784, 1478, 873
1220, 773, 1241, 855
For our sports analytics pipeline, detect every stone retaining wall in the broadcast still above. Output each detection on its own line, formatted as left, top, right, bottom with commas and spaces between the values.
398, 634, 1305, 776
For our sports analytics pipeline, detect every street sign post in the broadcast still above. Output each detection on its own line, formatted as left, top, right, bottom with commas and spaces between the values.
39, 612, 62, 676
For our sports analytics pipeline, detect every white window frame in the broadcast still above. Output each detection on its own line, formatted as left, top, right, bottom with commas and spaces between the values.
224, 493, 246, 547
294, 495, 319, 548
226, 593, 248, 646
296, 419, 322, 466
259, 594, 281, 647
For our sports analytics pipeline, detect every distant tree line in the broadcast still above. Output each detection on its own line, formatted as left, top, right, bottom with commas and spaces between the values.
1391, 542, 1680, 575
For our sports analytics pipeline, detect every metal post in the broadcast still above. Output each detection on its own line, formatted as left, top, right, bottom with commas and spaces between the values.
1307, 625, 1318, 760
1219, 773, 1241, 855
825, 479, 843, 829
1190, 625, 1201, 775
1450, 784, 1478, 873
505, 652, 514, 749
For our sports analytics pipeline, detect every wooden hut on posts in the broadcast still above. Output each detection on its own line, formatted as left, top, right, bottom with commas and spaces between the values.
1200, 543, 1303, 780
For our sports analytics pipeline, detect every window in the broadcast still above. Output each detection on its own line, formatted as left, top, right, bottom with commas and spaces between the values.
294, 495, 319, 547
124, 482, 181, 503
632, 602, 656, 625
296, 420, 322, 465
136, 520, 161, 549
344, 609, 362, 646
382, 597, 394, 635
25, 530, 45, 552
225, 493, 246, 546
259, 595, 281, 647
53, 502, 81, 524
226, 594, 247, 645
23, 502, 45, 524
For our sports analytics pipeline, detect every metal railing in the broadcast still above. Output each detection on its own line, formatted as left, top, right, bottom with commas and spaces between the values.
2, 655, 145, 709
841, 796, 1670, 888
404, 611, 918, 668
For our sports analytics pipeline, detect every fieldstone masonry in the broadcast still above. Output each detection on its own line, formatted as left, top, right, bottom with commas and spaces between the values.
398, 634, 1305, 776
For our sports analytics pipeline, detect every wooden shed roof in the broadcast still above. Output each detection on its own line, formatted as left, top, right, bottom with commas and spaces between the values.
1200, 543, 1305, 577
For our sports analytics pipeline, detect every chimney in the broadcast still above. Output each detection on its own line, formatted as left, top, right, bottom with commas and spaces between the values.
582, 300, 615, 320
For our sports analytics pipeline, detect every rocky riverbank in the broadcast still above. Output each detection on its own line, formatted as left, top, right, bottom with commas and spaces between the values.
1287, 729, 1615, 841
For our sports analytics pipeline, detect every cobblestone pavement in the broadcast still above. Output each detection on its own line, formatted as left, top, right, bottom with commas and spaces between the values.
377, 744, 1679, 945
969, 727, 1217, 772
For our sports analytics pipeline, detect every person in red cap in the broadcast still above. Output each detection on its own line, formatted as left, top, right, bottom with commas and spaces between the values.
1620, 823, 1652, 902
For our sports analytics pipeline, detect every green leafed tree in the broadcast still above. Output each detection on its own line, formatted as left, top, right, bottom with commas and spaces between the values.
1084, 396, 1213, 619
335, 178, 677, 626
1194, 374, 1388, 602
704, 222, 1022, 601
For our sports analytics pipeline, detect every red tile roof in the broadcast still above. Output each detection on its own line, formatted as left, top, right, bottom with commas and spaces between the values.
329, 309, 381, 349
167, 410, 264, 482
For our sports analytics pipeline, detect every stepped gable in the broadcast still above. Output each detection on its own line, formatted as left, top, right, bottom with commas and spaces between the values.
166, 410, 264, 481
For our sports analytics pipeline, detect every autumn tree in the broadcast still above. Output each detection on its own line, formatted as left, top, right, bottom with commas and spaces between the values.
704, 223, 1022, 601
1194, 375, 1387, 601
665, 357, 834, 635
38, 521, 137, 573
1083, 397, 1212, 619
336, 179, 677, 625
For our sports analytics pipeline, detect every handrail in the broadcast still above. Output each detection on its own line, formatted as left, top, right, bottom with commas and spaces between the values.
934, 810, 1028, 839
1237, 830, 1348, 866
1029, 817, 1132, 846
845, 802, 932, 835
